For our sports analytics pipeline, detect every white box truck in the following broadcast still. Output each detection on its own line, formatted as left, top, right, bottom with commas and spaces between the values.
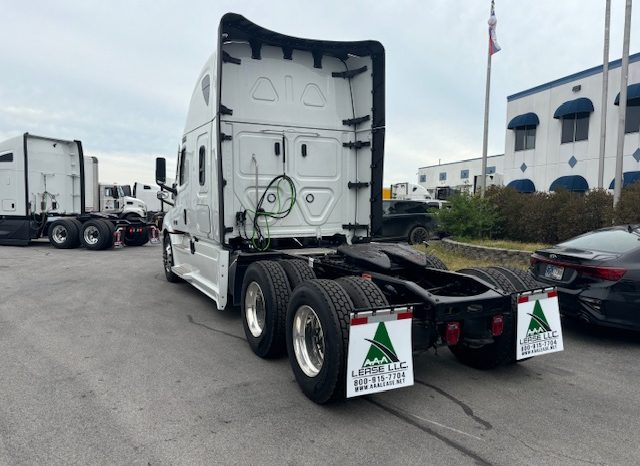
155, 13, 559, 404
0, 133, 157, 249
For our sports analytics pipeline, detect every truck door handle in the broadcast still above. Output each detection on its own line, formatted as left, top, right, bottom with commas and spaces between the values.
183, 209, 187, 224
301, 144, 307, 157
274, 142, 280, 156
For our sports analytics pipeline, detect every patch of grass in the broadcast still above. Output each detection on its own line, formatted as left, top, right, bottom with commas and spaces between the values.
454, 237, 550, 253
416, 242, 529, 271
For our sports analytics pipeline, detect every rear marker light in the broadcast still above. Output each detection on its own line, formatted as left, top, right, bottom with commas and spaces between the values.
491, 315, 504, 337
445, 322, 461, 346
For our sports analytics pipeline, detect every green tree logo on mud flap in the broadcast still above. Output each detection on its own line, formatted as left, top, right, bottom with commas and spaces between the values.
363, 322, 400, 367
527, 300, 552, 336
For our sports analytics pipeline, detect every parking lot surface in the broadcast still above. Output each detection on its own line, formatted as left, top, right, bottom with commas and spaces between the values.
1, 242, 639, 465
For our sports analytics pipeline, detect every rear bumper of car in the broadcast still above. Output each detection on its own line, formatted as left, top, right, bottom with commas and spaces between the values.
553, 285, 640, 331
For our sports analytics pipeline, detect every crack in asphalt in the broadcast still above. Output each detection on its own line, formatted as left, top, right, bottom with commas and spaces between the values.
415, 379, 493, 430
186, 315, 245, 341
365, 397, 494, 466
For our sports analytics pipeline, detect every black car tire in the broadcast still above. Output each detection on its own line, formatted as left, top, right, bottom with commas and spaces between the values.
408, 226, 430, 245
47, 219, 80, 249
286, 279, 354, 404
280, 259, 316, 289
241, 261, 291, 359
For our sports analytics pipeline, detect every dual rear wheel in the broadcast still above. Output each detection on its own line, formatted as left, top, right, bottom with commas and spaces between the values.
48, 218, 115, 250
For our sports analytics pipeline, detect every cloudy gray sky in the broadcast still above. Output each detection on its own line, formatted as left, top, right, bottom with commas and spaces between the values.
1, 1, 638, 185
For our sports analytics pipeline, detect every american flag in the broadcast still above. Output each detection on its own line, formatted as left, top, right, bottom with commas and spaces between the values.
488, 1, 501, 55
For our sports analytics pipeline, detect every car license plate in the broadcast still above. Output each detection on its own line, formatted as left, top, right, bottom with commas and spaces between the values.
544, 264, 564, 281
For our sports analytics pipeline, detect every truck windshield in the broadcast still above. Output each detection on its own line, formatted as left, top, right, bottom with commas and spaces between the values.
117, 186, 126, 198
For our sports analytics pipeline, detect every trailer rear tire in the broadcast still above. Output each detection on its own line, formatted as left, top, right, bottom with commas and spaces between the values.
48, 219, 80, 249
80, 219, 112, 250
163, 235, 181, 283
489, 266, 542, 291
421, 252, 448, 270
335, 276, 388, 309
286, 279, 354, 404
452, 267, 525, 368
280, 259, 316, 289
241, 261, 291, 359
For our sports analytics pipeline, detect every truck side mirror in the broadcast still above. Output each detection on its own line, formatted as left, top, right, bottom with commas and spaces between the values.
156, 157, 166, 185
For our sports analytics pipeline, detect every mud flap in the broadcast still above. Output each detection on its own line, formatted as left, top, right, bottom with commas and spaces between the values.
346, 306, 414, 398
515, 288, 564, 360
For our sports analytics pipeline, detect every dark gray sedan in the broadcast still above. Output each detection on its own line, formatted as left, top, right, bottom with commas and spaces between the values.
530, 225, 640, 330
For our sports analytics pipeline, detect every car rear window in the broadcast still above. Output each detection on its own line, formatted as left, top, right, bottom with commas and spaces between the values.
558, 229, 640, 254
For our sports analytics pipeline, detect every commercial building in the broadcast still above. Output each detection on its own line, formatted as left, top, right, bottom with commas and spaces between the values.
417, 155, 504, 196
504, 52, 640, 192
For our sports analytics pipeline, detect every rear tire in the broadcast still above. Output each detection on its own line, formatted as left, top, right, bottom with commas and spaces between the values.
80, 220, 111, 250
280, 259, 316, 289
421, 252, 448, 270
335, 276, 388, 309
48, 219, 80, 249
451, 267, 520, 368
408, 226, 429, 245
241, 261, 291, 358
286, 279, 354, 404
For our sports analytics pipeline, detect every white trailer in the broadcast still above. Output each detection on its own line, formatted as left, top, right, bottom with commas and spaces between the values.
390, 182, 432, 200
133, 182, 164, 213
155, 13, 559, 404
0, 133, 156, 249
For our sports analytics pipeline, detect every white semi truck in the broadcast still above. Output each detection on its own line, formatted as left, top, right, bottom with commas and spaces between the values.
156, 13, 560, 404
0, 133, 156, 249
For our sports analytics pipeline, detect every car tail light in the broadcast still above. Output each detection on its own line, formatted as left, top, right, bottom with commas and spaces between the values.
445, 322, 461, 346
530, 254, 626, 282
491, 315, 504, 337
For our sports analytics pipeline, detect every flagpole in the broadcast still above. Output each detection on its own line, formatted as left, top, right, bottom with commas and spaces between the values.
480, 2, 494, 198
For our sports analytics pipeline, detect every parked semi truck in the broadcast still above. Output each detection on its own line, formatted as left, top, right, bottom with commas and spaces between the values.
156, 13, 562, 404
0, 133, 156, 249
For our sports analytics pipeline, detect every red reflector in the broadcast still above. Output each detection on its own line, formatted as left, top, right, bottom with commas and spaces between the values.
491, 314, 504, 337
548, 290, 558, 298
351, 317, 368, 326
518, 296, 529, 304
445, 322, 461, 346
128, 227, 133, 233
397, 312, 413, 320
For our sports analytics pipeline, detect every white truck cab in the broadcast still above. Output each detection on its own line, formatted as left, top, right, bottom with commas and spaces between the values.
99, 183, 147, 220
157, 13, 384, 310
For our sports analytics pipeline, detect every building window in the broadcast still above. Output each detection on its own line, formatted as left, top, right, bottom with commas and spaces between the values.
487, 166, 496, 174
515, 126, 536, 151
561, 114, 589, 143
460, 169, 469, 179
419, 174, 426, 183
198, 146, 206, 185
439, 172, 447, 181
625, 105, 640, 133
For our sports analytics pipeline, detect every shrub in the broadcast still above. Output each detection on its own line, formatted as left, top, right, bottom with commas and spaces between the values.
614, 182, 640, 224
438, 193, 500, 239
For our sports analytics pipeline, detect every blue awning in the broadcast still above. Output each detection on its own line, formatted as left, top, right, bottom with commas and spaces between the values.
549, 175, 589, 192
506, 179, 536, 193
553, 97, 594, 119
608, 171, 640, 189
507, 112, 539, 129
614, 83, 640, 105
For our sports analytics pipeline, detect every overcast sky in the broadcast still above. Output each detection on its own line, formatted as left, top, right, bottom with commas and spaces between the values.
1, 1, 638, 185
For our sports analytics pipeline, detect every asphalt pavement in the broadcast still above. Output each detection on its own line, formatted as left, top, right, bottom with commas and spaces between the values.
1, 241, 639, 465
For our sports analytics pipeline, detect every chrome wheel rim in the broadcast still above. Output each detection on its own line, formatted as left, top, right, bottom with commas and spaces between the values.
51, 225, 67, 244
292, 305, 324, 378
245, 282, 266, 338
83, 225, 100, 245
163, 239, 173, 272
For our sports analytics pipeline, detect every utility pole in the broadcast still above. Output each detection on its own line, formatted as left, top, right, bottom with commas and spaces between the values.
597, 0, 611, 189
614, 0, 633, 206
